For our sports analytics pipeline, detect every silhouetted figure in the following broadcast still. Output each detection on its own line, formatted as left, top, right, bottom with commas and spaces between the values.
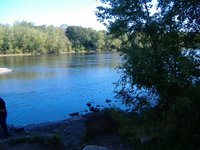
0, 97, 8, 138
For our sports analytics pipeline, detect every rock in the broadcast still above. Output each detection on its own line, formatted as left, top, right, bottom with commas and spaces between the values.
85, 112, 115, 137
69, 112, 79, 117
105, 99, 111, 103
13, 126, 25, 133
87, 102, 92, 107
89, 107, 100, 112
94, 108, 100, 112
83, 145, 109, 150
89, 106, 95, 112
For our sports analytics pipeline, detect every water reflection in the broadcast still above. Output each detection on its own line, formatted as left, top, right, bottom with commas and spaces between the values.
0, 53, 120, 80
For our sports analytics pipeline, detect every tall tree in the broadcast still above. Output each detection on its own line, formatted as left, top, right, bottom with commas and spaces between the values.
96, 0, 200, 109
96, 0, 200, 147
0, 21, 72, 54
65, 26, 97, 51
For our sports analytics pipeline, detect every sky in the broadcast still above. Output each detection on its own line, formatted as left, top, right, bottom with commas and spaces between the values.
0, 0, 106, 30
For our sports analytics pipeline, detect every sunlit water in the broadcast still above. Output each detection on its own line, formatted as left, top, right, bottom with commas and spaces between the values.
0, 53, 122, 126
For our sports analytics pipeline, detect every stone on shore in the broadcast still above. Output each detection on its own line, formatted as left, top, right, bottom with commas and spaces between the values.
83, 145, 109, 150
85, 111, 114, 137
69, 112, 80, 117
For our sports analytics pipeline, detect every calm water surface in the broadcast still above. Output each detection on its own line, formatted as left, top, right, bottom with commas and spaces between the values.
0, 53, 121, 126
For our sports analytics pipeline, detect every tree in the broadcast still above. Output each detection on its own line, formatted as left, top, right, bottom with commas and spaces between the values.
97, 0, 200, 148
0, 25, 15, 54
44, 26, 71, 54
96, 39, 105, 50
0, 21, 72, 54
65, 25, 121, 52
0, 25, 5, 53
105, 36, 122, 50
65, 26, 98, 51
97, 0, 200, 109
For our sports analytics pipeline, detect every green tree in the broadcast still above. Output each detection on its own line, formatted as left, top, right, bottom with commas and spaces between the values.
95, 31, 106, 50
0, 21, 72, 54
96, 39, 105, 50
105, 35, 122, 50
44, 26, 71, 54
65, 25, 121, 52
65, 26, 97, 51
0, 25, 5, 53
0, 25, 15, 54
97, 0, 200, 111
97, 0, 200, 148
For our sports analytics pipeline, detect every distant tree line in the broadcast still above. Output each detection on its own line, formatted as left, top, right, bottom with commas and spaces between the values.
0, 21, 122, 55
65, 25, 122, 52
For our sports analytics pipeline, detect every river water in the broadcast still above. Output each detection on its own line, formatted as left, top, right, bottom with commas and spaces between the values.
0, 53, 121, 126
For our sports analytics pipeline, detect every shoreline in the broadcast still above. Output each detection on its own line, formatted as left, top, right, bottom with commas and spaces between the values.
1, 116, 87, 149
1, 112, 132, 150
11, 115, 83, 129
0, 50, 118, 57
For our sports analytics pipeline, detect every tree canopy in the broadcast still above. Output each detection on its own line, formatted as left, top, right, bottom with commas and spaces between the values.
65, 25, 122, 52
97, 0, 200, 148
0, 21, 123, 54
0, 22, 71, 54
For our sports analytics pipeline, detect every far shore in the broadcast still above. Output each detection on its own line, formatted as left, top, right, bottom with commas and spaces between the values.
0, 50, 118, 57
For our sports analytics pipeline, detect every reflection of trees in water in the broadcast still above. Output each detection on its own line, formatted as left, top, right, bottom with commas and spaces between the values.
0, 55, 61, 66
66, 52, 120, 68
0, 53, 121, 80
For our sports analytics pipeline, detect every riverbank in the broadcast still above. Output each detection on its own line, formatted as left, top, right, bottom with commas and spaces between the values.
0, 112, 132, 150
0, 50, 118, 57
0, 116, 86, 150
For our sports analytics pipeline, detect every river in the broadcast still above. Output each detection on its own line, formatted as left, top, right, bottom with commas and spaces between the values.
0, 52, 121, 126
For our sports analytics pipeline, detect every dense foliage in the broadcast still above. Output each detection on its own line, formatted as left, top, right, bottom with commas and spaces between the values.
0, 21, 71, 54
65, 26, 122, 52
0, 21, 123, 54
97, 0, 200, 149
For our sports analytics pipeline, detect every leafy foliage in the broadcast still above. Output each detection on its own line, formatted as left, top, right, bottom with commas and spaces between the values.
0, 21, 123, 54
97, 0, 200, 149
0, 22, 71, 54
65, 25, 122, 51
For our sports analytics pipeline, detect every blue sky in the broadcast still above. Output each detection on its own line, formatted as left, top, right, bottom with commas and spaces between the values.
0, 0, 106, 30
